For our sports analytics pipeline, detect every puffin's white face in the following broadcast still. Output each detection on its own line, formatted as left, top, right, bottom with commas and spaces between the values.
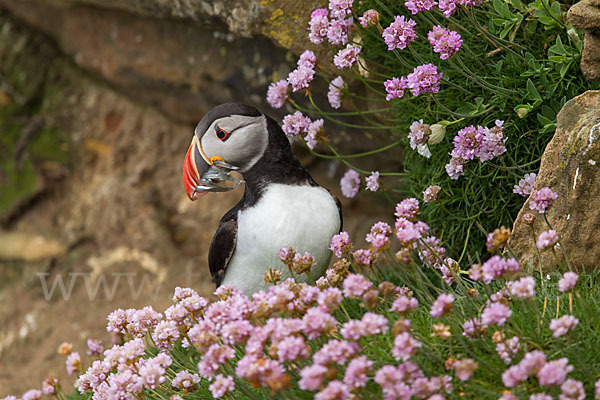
198, 114, 268, 173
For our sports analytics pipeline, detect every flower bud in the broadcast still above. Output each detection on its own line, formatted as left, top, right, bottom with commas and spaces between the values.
428, 123, 446, 144
522, 213, 536, 225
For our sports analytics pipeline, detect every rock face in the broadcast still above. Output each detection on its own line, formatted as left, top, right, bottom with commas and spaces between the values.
0, 0, 295, 123
2, 0, 325, 60
568, 0, 600, 82
509, 90, 600, 269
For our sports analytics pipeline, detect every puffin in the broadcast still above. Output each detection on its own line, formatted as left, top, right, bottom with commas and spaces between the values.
182, 103, 342, 295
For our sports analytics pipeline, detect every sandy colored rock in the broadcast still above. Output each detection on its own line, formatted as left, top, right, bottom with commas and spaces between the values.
508, 90, 600, 270
0, 231, 66, 261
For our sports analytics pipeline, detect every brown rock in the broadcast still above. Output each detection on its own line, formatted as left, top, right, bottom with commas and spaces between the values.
568, 0, 600, 82
508, 90, 600, 270
1, 0, 294, 123
568, 0, 600, 30
10, 0, 327, 54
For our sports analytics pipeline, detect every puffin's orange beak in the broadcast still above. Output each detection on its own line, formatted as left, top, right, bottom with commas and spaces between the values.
183, 137, 210, 201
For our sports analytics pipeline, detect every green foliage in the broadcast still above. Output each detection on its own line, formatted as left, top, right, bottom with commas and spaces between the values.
301, 0, 599, 262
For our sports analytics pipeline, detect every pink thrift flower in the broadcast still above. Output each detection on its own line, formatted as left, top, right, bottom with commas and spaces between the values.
266, 80, 289, 108
481, 255, 520, 283
197, 344, 235, 378
423, 185, 441, 203
330, 232, 351, 258
344, 356, 373, 388
315, 380, 351, 400
502, 364, 528, 387
510, 276, 536, 299
406, 63, 442, 96
152, 320, 180, 350
452, 125, 483, 161
496, 336, 520, 364
537, 358, 573, 386
382, 15, 418, 50
299, 364, 328, 390
409, 120, 432, 149
406, 0, 438, 13
171, 370, 200, 390
430, 293, 454, 318
536, 229, 558, 250
282, 111, 311, 137
329, 0, 353, 18
481, 302, 512, 326
391, 295, 419, 314
277, 336, 310, 361
334, 44, 361, 69
302, 307, 337, 340
530, 394, 553, 400
328, 76, 344, 109
359, 9, 380, 27
478, 120, 507, 162
428, 25, 462, 59
384, 76, 408, 100
21, 390, 42, 400
392, 332, 421, 361
365, 171, 381, 191
305, 119, 324, 150
445, 156, 465, 179
340, 169, 360, 198
308, 9, 329, 44
327, 17, 353, 45
438, 0, 459, 16
529, 187, 558, 213
395, 198, 420, 220
313, 339, 360, 365
318, 287, 343, 312
42, 378, 58, 395
362, 312, 389, 335
139, 355, 171, 389
209, 374, 235, 398
462, 318, 487, 339
66, 352, 81, 375
86, 338, 103, 356
558, 272, 578, 292
287, 65, 315, 92
343, 273, 373, 298
221, 320, 254, 345
549, 315, 579, 338
560, 379, 585, 400
513, 172, 537, 196
298, 50, 317, 68
353, 249, 374, 266
366, 221, 392, 249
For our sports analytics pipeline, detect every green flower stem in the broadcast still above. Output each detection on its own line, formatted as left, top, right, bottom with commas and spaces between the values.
325, 142, 406, 177
307, 140, 402, 160
290, 98, 391, 130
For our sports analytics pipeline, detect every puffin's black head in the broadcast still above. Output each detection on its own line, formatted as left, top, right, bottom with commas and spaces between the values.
183, 103, 269, 200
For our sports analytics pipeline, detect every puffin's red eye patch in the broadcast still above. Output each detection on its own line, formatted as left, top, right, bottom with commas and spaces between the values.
215, 125, 230, 142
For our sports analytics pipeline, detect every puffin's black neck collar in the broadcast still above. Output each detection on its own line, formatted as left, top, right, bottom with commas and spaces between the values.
240, 115, 317, 208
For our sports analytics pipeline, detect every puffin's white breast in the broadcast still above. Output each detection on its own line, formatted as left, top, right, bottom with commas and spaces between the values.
221, 183, 341, 295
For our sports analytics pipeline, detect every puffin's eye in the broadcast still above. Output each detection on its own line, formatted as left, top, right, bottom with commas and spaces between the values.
215, 125, 230, 142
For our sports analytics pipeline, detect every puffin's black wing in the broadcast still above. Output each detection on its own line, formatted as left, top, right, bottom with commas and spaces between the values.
208, 210, 239, 286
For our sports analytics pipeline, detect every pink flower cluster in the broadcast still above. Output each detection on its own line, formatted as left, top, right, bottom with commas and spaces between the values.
529, 187, 558, 213
446, 120, 506, 179
340, 169, 361, 198
513, 172, 537, 197
405, 0, 438, 14
384, 64, 442, 100
503, 351, 574, 388
365, 221, 393, 250
327, 76, 344, 109
427, 26, 463, 59
308, 6, 353, 46
382, 15, 418, 50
